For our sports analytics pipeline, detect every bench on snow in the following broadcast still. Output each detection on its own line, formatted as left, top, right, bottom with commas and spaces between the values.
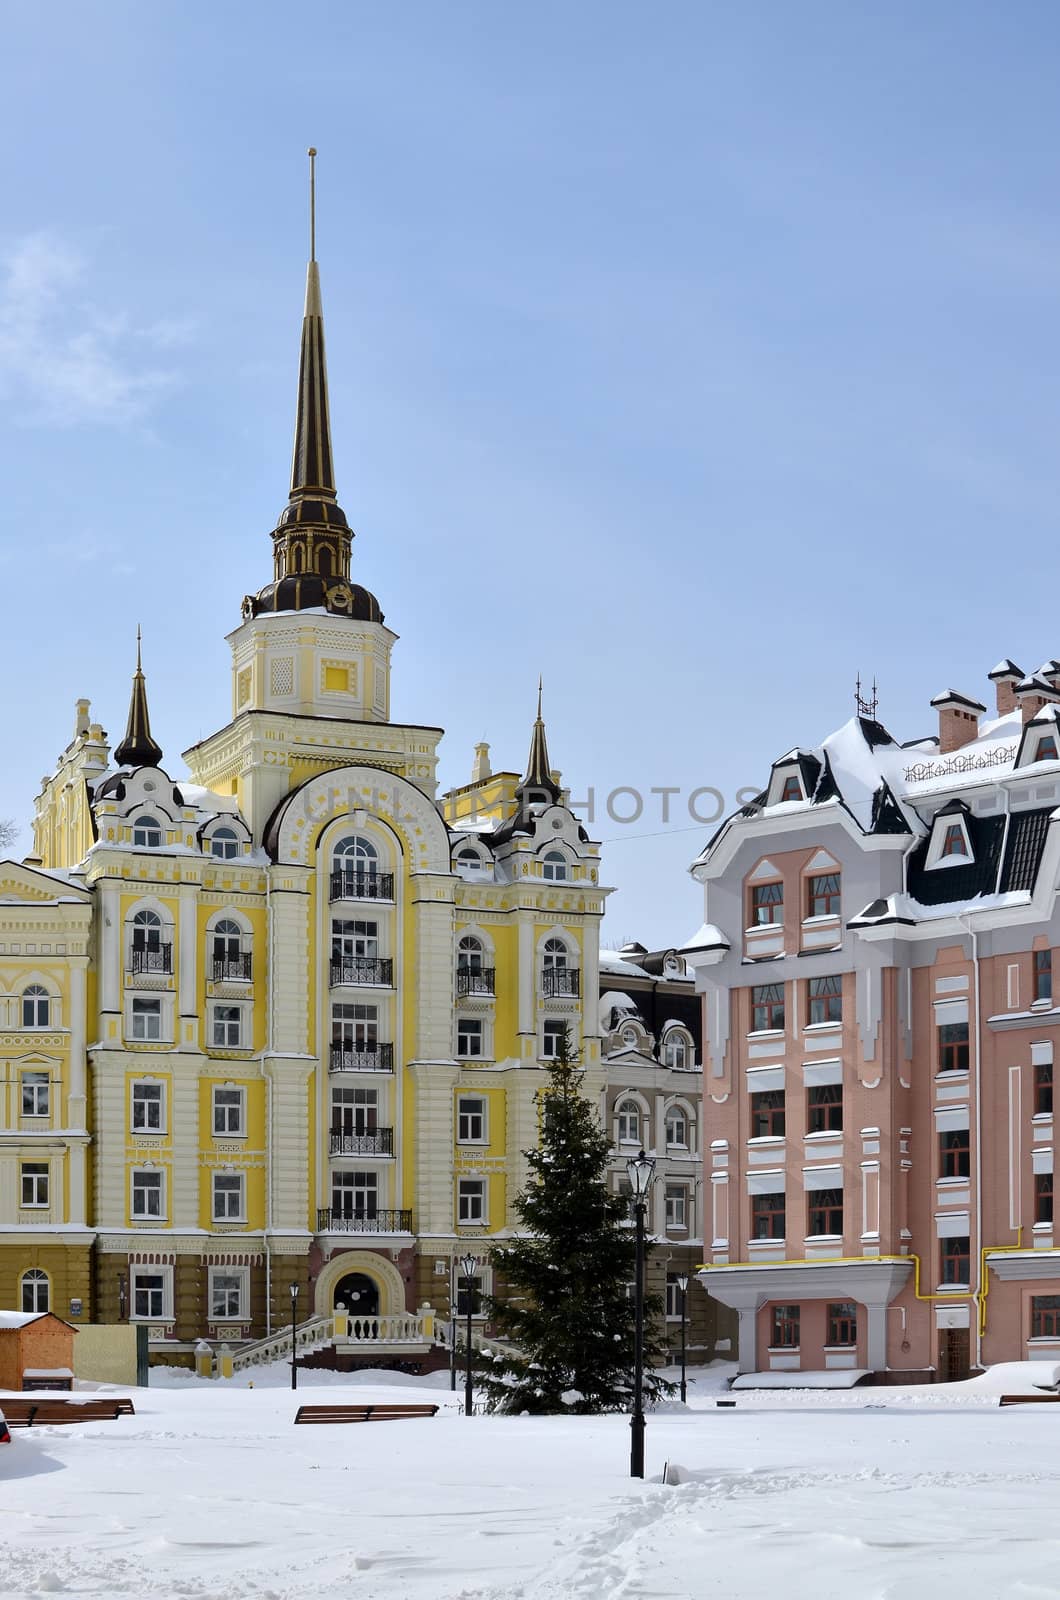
2, 1397, 135, 1427
998, 1392, 1060, 1407
294, 1402, 440, 1425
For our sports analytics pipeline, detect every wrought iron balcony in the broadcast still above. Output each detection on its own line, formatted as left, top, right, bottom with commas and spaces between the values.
456, 966, 496, 997
542, 966, 580, 997
130, 945, 172, 975
329, 870, 395, 903
317, 1206, 412, 1233
212, 953, 252, 982
329, 1127, 395, 1157
329, 1041, 394, 1073
330, 957, 393, 987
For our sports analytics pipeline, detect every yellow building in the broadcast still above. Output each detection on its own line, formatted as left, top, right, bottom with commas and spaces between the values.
13, 176, 607, 1364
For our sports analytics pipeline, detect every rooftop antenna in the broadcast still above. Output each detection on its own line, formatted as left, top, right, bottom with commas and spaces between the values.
308, 147, 317, 261
855, 673, 879, 718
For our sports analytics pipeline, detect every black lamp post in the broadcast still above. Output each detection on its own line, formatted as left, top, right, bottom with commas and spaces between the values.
117, 1272, 128, 1321
289, 1282, 300, 1391
460, 1252, 478, 1417
627, 1148, 657, 1479
677, 1273, 689, 1404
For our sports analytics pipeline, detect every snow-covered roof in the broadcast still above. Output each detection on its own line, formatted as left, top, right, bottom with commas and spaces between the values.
0, 1311, 46, 1329
599, 949, 649, 977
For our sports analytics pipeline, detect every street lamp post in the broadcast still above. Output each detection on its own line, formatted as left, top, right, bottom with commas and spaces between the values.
449, 1258, 458, 1392
677, 1274, 689, 1404
117, 1272, 128, 1321
627, 1149, 657, 1480
289, 1282, 300, 1391
460, 1252, 478, 1417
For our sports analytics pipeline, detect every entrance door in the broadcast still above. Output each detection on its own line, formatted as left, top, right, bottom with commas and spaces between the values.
335, 1272, 380, 1318
938, 1327, 970, 1383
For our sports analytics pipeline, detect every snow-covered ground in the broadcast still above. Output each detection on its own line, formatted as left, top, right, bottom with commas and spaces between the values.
3, 1361, 1060, 1599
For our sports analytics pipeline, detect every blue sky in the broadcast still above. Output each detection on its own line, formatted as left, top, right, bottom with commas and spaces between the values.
3, 3, 1060, 946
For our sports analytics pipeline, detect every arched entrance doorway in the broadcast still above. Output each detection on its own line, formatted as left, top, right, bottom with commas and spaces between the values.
334, 1271, 380, 1318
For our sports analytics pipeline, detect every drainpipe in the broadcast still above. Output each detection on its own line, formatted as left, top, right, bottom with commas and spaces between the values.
957, 911, 983, 1370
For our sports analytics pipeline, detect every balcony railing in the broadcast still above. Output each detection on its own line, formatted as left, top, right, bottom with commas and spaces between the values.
130, 945, 172, 975
212, 953, 252, 982
317, 1206, 412, 1233
329, 870, 395, 903
543, 966, 580, 997
329, 1041, 394, 1073
457, 967, 496, 996
329, 1127, 395, 1157
330, 957, 393, 987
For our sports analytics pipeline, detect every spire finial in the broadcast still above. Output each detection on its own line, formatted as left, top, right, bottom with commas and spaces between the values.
537, 675, 543, 720
136, 623, 142, 673
114, 629, 163, 770
308, 147, 317, 262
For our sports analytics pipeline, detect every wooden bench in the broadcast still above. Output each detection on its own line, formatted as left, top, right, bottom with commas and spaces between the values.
2, 1397, 135, 1427
999, 1393, 1060, 1407
294, 1402, 439, 1425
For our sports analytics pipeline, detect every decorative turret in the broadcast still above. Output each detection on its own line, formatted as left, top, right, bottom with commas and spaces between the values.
113, 629, 163, 769
243, 149, 383, 624
515, 679, 561, 807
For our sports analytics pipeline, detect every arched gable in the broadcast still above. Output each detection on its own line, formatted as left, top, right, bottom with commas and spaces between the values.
267, 766, 451, 874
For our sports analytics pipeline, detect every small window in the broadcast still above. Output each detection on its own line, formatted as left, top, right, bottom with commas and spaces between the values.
457, 934, 484, 973
212, 1172, 244, 1222
542, 937, 569, 970
455, 1265, 484, 1318
1035, 950, 1053, 1004
941, 1235, 970, 1285
132, 1169, 163, 1219
807, 1082, 842, 1133
21, 1269, 49, 1314
132, 1269, 167, 1319
939, 1128, 970, 1179
1031, 1294, 1060, 1338
662, 1033, 689, 1070
750, 1089, 785, 1139
131, 908, 163, 952
827, 1301, 857, 1347
751, 1191, 785, 1239
21, 1071, 50, 1118
20, 1162, 49, 1208
751, 984, 785, 1032
131, 998, 162, 1042
456, 847, 483, 870
616, 1099, 641, 1144
808, 1188, 843, 1237
938, 1022, 969, 1074
771, 1303, 800, 1347
664, 1184, 687, 1228
458, 1177, 486, 1225
751, 882, 783, 926
212, 1005, 243, 1049
940, 823, 968, 860
132, 816, 163, 848
541, 850, 568, 881
664, 1106, 688, 1148
1035, 1171, 1054, 1225
457, 1018, 484, 1059
213, 1086, 245, 1137
210, 1269, 246, 1321
457, 1095, 486, 1143
22, 985, 51, 1028
210, 827, 239, 859
807, 975, 842, 1025
1036, 735, 1059, 762
665, 1272, 686, 1320
807, 873, 841, 918
542, 1019, 567, 1059
1035, 1061, 1054, 1116
779, 775, 802, 803
131, 1081, 164, 1133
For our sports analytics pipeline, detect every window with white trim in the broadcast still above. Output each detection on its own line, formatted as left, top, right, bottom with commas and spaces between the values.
131, 1168, 164, 1219
665, 1184, 688, 1229
541, 850, 568, 881
664, 1105, 689, 1148
211, 1004, 243, 1049
662, 1032, 689, 1070
457, 1095, 486, 1143
457, 1018, 484, 1058
20, 1162, 49, 1208
131, 1080, 165, 1133
21, 984, 50, 1028
616, 1098, 642, 1144
209, 1267, 247, 1321
21, 1071, 50, 1117
458, 1177, 486, 1225
132, 1266, 170, 1320
542, 1019, 567, 1059
131, 998, 162, 1042
210, 827, 239, 859
665, 1272, 686, 1321
212, 1171, 244, 1222
21, 1269, 49, 1314
132, 815, 163, 848
212, 1085, 246, 1137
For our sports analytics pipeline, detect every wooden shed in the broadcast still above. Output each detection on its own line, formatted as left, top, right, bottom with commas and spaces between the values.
0, 1311, 77, 1391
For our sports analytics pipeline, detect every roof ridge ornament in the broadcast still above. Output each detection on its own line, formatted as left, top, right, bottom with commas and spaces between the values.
855, 673, 879, 719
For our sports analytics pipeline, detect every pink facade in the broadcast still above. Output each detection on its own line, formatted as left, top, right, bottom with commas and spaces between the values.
686, 670, 1060, 1382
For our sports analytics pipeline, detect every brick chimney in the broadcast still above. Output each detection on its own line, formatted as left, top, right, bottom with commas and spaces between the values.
1016, 674, 1060, 725
930, 690, 986, 754
987, 660, 1022, 718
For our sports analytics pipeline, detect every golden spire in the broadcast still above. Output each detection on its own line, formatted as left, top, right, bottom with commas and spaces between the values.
114, 626, 163, 769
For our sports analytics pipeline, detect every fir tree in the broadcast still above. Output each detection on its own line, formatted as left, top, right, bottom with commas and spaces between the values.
479, 1028, 671, 1414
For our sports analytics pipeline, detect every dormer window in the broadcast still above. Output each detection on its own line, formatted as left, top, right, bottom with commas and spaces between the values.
542, 851, 568, 882
455, 846, 482, 870
780, 775, 802, 803
211, 827, 239, 860
926, 806, 973, 869
941, 825, 966, 859
132, 816, 163, 848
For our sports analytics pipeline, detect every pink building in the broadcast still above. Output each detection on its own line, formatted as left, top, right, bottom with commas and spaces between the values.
686, 664, 1060, 1382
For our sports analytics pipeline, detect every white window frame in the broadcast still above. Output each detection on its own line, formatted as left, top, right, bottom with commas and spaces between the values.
211, 1003, 244, 1049
456, 1017, 485, 1059
212, 1171, 245, 1223
20, 1162, 49, 1209
21, 984, 51, 1028
208, 1265, 249, 1321
21, 1269, 50, 1314
541, 850, 568, 881
665, 1183, 688, 1229
131, 1167, 165, 1220
212, 1085, 246, 1137
542, 1019, 567, 1060
662, 1032, 690, 1070
131, 1265, 172, 1321
21, 1071, 50, 1118
210, 827, 240, 860
616, 1099, 642, 1144
664, 1104, 690, 1149
458, 1177, 487, 1226
132, 815, 163, 848
457, 1094, 487, 1144
131, 1079, 165, 1133
131, 997, 163, 1043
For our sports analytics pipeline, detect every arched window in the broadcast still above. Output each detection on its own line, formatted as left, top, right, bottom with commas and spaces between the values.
22, 984, 50, 1028
211, 827, 239, 860
616, 1099, 641, 1144
542, 850, 568, 881
456, 847, 482, 870
132, 816, 163, 848
213, 919, 242, 961
332, 835, 382, 899
665, 1105, 689, 1148
457, 934, 484, 974
131, 910, 162, 953
543, 937, 568, 971
662, 1033, 689, 1070
21, 1268, 49, 1313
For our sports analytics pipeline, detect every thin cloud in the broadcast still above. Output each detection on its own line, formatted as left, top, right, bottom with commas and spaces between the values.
0, 232, 189, 425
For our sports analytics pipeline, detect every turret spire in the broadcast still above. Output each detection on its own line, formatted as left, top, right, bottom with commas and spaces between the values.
114, 627, 163, 769
242, 149, 383, 624
516, 676, 561, 804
